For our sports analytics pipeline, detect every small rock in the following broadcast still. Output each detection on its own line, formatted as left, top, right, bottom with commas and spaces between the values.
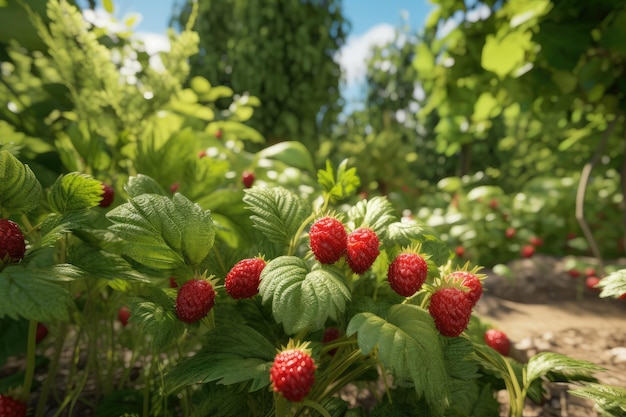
609, 347, 626, 364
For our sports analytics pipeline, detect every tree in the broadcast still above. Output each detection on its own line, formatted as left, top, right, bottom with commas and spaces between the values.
172, 0, 349, 148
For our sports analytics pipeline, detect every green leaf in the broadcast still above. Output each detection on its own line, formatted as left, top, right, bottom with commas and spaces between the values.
106, 193, 215, 269
124, 174, 167, 198
0, 265, 80, 322
205, 120, 264, 143
0, 150, 43, 217
102, 0, 114, 13
346, 304, 450, 415
259, 256, 351, 334
317, 159, 360, 203
595, 269, 626, 299
526, 352, 604, 385
570, 383, 626, 415
48, 172, 103, 213
255, 141, 316, 173
128, 294, 183, 351
481, 31, 532, 78
386, 220, 424, 247
164, 324, 276, 394
348, 196, 398, 241
67, 246, 149, 283
243, 187, 309, 246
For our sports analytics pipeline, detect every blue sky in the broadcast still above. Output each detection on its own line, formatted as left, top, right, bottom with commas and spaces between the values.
80, 0, 435, 105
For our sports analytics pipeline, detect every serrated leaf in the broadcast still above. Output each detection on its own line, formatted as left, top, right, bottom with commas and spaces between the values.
48, 172, 103, 213
0, 150, 43, 217
128, 296, 183, 351
67, 246, 149, 282
348, 196, 397, 240
526, 352, 604, 385
259, 256, 351, 334
243, 187, 309, 246
387, 220, 425, 247
0, 265, 80, 321
124, 174, 166, 197
596, 269, 626, 299
106, 193, 215, 269
317, 159, 360, 203
570, 383, 626, 415
346, 304, 450, 415
164, 324, 276, 394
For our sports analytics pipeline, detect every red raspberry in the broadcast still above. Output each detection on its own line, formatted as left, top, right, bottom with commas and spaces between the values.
225, 258, 266, 299
99, 183, 115, 208
505, 227, 516, 239
198, 150, 207, 158
309, 217, 347, 264
0, 395, 27, 417
584, 267, 596, 277
175, 279, 216, 323
322, 327, 340, 356
449, 270, 483, 305
521, 244, 535, 258
585, 276, 601, 291
242, 171, 255, 188
170, 182, 180, 193
215, 129, 223, 139
387, 252, 428, 297
36, 323, 48, 343
270, 344, 316, 402
567, 269, 580, 278
346, 227, 379, 274
455, 246, 465, 257
484, 328, 511, 356
428, 287, 473, 337
529, 236, 544, 247
118, 306, 131, 327
0, 219, 26, 262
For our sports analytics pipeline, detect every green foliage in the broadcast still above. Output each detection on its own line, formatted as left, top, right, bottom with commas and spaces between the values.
317, 159, 361, 204
596, 269, 626, 299
48, 172, 103, 213
259, 256, 351, 334
570, 383, 626, 417
107, 193, 215, 269
0, 150, 42, 217
128, 290, 184, 351
172, 0, 348, 146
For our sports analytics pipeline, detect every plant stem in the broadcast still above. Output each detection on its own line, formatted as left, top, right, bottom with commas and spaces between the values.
301, 399, 332, 417
22, 320, 38, 397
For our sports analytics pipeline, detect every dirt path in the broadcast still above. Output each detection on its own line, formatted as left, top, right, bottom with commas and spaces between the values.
475, 256, 626, 416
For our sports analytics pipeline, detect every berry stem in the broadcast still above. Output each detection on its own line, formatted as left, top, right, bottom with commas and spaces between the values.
301, 399, 332, 417
23, 320, 38, 397
288, 212, 317, 256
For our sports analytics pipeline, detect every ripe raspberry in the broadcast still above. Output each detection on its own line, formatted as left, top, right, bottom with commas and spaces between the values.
99, 183, 114, 208
215, 129, 223, 139
0, 395, 27, 417
175, 279, 216, 323
309, 217, 347, 264
387, 252, 428, 297
449, 270, 483, 305
529, 236, 544, 247
118, 306, 131, 327
584, 267, 596, 277
505, 227, 516, 239
0, 219, 26, 262
455, 246, 465, 257
346, 227, 379, 274
585, 276, 601, 291
567, 269, 580, 279
170, 182, 180, 193
36, 323, 48, 344
521, 244, 535, 258
428, 287, 473, 337
242, 171, 255, 188
270, 344, 316, 402
489, 199, 498, 209
484, 329, 511, 356
225, 258, 266, 299
322, 327, 340, 356
198, 150, 207, 158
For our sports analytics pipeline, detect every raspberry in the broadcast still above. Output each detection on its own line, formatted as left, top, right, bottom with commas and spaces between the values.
484, 329, 511, 356
242, 171, 255, 188
225, 258, 266, 299
118, 306, 131, 327
448, 270, 483, 305
169, 276, 179, 288
0, 219, 26, 262
585, 276, 601, 291
270, 343, 316, 402
175, 279, 216, 323
521, 244, 535, 258
36, 323, 48, 344
428, 287, 473, 337
505, 227, 516, 239
99, 183, 114, 208
387, 252, 428, 297
309, 217, 347, 264
0, 395, 27, 417
346, 227, 379, 274
322, 327, 340, 356
455, 246, 465, 257
529, 236, 544, 247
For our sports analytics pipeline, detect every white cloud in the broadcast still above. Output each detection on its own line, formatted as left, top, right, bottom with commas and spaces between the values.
136, 32, 171, 54
436, 4, 491, 38
336, 24, 396, 88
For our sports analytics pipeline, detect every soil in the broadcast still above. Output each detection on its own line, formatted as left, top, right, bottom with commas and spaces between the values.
476, 255, 626, 417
